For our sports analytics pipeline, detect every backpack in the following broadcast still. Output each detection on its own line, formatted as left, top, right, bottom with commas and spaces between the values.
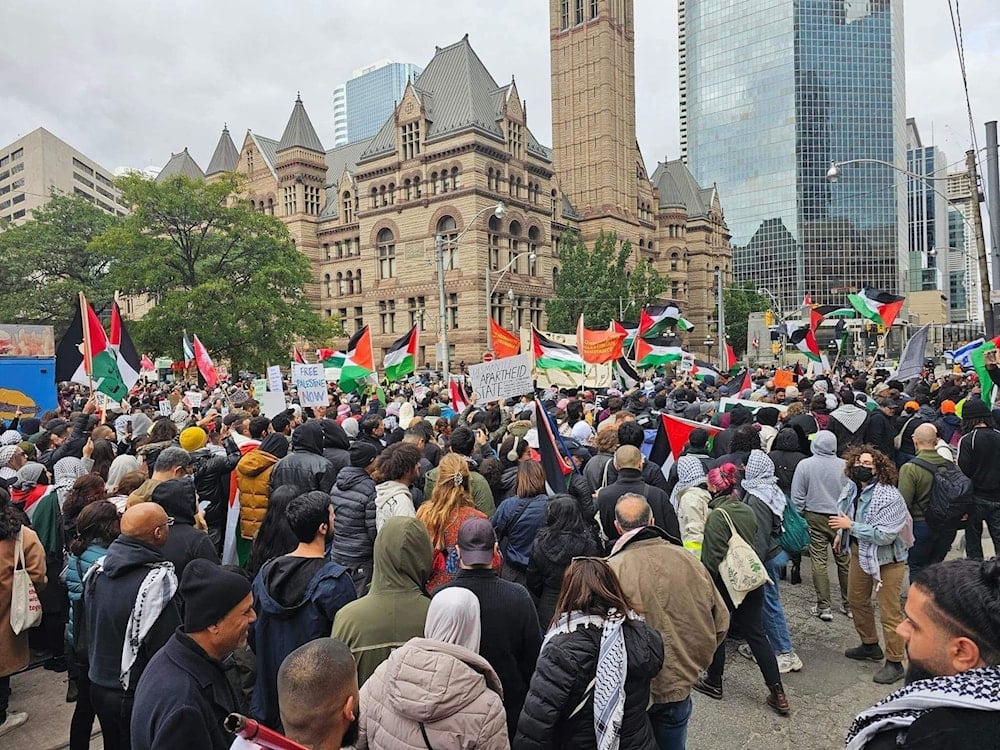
909, 457, 977, 531
777, 501, 810, 554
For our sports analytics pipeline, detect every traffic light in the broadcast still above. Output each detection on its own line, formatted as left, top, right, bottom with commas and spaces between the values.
771, 342, 780, 355
764, 310, 774, 326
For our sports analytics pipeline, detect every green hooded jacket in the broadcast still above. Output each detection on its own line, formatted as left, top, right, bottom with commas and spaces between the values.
331, 516, 433, 686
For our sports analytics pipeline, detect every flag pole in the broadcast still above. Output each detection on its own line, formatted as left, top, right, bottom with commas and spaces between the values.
79, 292, 95, 397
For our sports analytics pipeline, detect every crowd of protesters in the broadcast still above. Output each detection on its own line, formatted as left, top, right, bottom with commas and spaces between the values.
0, 356, 999, 748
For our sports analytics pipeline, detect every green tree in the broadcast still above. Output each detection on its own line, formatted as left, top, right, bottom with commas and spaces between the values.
545, 231, 667, 333
723, 282, 770, 354
94, 173, 340, 371
0, 192, 118, 330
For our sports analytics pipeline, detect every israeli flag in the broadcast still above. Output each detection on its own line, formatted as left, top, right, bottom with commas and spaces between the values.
944, 338, 984, 369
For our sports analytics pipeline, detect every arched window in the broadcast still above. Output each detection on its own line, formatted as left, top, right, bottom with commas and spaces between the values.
370, 187, 378, 209
345, 270, 354, 295
508, 220, 521, 271
528, 226, 540, 275
388, 183, 396, 205
670, 251, 680, 272
324, 273, 332, 298
379, 185, 387, 207
487, 168, 495, 192
451, 167, 460, 190
404, 178, 412, 201
337, 272, 345, 295
551, 188, 558, 218
553, 266, 559, 287
488, 215, 501, 270
356, 269, 362, 293
413, 175, 422, 198
431, 172, 440, 195
342, 191, 353, 223
267, 197, 274, 215
377, 228, 396, 279
437, 216, 459, 270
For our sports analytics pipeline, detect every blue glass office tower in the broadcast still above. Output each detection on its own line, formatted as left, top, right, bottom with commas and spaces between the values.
680, 0, 906, 311
333, 61, 422, 146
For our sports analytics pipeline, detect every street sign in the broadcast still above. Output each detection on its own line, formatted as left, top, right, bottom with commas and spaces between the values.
482, 351, 495, 363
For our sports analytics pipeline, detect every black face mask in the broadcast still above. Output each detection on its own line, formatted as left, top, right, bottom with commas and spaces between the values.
852, 466, 874, 484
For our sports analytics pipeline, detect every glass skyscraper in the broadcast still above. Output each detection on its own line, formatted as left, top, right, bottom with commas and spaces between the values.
680, 0, 906, 311
332, 60, 422, 147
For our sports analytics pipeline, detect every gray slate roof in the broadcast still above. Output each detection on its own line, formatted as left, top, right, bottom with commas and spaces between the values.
359, 36, 549, 163
250, 133, 279, 177
156, 148, 205, 182
206, 125, 239, 175
650, 159, 715, 218
320, 138, 375, 217
277, 95, 325, 153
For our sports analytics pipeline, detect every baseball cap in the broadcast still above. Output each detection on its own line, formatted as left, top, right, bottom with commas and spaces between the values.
456, 517, 496, 566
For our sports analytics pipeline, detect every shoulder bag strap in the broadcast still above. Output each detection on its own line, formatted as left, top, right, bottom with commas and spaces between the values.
418, 721, 436, 750
14, 528, 25, 571
600, 457, 613, 490
499, 496, 534, 541
717, 508, 738, 537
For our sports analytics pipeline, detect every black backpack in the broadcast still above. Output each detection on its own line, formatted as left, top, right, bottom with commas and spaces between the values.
910, 458, 977, 531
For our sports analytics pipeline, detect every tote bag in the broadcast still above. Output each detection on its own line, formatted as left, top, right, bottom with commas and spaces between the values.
11, 528, 43, 635
716, 509, 770, 607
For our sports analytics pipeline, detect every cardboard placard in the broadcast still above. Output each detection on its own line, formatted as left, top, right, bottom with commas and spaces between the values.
185, 391, 203, 409
158, 400, 171, 417
291, 363, 327, 408
267, 365, 284, 394
252, 379, 268, 398
467, 353, 534, 403
260, 391, 287, 419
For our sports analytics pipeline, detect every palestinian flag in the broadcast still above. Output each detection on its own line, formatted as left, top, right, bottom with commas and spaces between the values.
535, 399, 574, 494
970, 335, 1000, 402
613, 320, 639, 353
384, 326, 418, 382
811, 305, 856, 326
635, 338, 686, 368
648, 413, 723, 476
293, 347, 306, 364
182, 331, 195, 366
340, 326, 375, 394
848, 288, 905, 330
316, 349, 345, 382
781, 322, 821, 361
110, 301, 141, 392
723, 342, 738, 373
613, 357, 640, 389
532, 328, 585, 374
577, 316, 625, 364
55, 296, 129, 402
449, 375, 470, 411
490, 318, 521, 359
192, 334, 218, 389
639, 306, 694, 339
689, 359, 720, 383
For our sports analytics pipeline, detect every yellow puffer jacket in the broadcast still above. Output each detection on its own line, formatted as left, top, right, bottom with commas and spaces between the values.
236, 449, 280, 540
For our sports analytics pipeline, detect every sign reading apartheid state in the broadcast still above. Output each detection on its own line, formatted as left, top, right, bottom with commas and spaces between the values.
468, 353, 534, 402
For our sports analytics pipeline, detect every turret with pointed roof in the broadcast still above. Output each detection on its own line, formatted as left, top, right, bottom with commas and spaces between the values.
277, 94, 325, 154
156, 147, 204, 183
206, 124, 240, 177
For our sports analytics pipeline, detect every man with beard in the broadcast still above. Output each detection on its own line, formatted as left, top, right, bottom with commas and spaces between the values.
250, 491, 356, 729
278, 638, 361, 749
845, 559, 1000, 749
131, 560, 255, 750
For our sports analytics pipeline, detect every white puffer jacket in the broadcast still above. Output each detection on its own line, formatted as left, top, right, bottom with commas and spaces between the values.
357, 637, 509, 750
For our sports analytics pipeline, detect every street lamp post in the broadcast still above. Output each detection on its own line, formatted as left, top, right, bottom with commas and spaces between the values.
757, 286, 785, 367
435, 202, 505, 377
827, 156, 994, 338
487, 250, 537, 351
704, 337, 714, 365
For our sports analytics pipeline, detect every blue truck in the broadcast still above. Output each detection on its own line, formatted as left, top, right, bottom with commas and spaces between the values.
0, 324, 58, 421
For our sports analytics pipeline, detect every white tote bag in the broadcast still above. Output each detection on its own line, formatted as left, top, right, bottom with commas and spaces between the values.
10, 528, 43, 635
716, 509, 771, 607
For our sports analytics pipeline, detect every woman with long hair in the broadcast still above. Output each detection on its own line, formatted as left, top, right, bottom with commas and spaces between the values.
64, 501, 119, 749
831, 445, 910, 685
491, 461, 550, 585
693, 463, 790, 715
417, 453, 494, 593
516, 558, 664, 749
87, 440, 116, 482
526, 494, 602, 627
0, 486, 47, 734
136, 419, 177, 476
246, 485, 301, 579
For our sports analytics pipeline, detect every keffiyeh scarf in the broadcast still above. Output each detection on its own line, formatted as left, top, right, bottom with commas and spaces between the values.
838, 481, 911, 587
54, 456, 86, 508
544, 608, 641, 750
741, 449, 786, 517
668, 455, 708, 513
846, 665, 1000, 749
84, 557, 178, 690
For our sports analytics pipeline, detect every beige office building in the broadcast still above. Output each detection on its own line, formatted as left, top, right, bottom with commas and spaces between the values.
0, 127, 126, 227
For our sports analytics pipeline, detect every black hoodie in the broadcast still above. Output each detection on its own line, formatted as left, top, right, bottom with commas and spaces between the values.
84, 535, 181, 692
269, 421, 335, 494
320, 419, 351, 482
151, 478, 220, 581
768, 427, 807, 495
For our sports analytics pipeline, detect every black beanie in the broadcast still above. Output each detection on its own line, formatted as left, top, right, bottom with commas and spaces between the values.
258, 432, 289, 459
180, 559, 252, 633
350, 441, 379, 468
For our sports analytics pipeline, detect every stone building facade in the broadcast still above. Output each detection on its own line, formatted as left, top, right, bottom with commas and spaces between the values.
159, 9, 731, 365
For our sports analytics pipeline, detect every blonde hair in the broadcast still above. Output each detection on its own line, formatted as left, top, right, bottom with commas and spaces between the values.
417, 453, 473, 548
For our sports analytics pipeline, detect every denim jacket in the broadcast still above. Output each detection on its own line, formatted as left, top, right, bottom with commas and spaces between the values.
837, 481, 909, 568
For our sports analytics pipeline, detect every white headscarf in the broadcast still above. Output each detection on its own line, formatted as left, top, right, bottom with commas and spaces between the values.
741, 449, 786, 517
106, 454, 141, 493
425, 587, 481, 652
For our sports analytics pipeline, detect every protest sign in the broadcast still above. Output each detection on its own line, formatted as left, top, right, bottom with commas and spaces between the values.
718, 396, 787, 414
267, 365, 284, 394
291, 363, 327, 408
468, 353, 534, 403
185, 391, 203, 409
252, 379, 268, 398
260, 391, 286, 419
159, 400, 171, 417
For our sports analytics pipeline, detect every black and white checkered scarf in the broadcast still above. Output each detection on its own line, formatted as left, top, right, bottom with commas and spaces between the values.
845, 665, 1000, 749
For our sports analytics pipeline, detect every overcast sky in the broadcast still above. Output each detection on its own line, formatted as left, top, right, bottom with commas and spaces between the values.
1, 1, 997, 178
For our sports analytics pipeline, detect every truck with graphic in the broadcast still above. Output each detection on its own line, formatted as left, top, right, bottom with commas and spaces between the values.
0, 324, 58, 420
